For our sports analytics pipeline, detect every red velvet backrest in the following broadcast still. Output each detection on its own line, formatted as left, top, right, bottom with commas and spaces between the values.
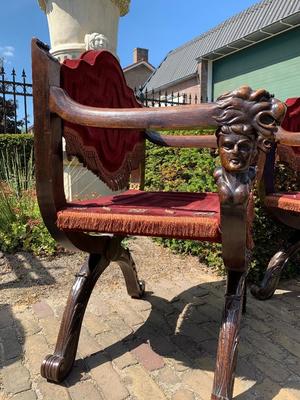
279, 97, 300, 171
61, 50, 145, 191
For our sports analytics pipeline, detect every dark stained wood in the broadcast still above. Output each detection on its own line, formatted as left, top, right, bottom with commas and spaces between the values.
211, 86, 286, 399
146, 130, 217, 148
49, 86, 220, 130
276, 126, 300, 146
32, 38, 287, 399
251, 232, 300, 300
41, 253, 110, 382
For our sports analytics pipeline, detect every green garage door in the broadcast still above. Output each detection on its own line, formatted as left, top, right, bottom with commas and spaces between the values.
213, 27, 300, 101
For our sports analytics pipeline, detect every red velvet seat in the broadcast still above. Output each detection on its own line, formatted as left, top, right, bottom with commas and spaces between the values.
57, 190, 221, 241
264, 192, 300, 213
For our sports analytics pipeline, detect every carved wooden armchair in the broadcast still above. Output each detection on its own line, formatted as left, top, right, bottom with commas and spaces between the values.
32, 38, 286, 400
251, 98, 300, 300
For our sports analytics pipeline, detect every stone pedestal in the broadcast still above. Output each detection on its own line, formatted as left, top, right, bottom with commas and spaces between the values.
38, 0, 130, 60
38, 0, 130, 199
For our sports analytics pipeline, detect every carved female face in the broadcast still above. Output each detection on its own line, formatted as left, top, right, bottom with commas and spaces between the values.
218, 133, 256, 172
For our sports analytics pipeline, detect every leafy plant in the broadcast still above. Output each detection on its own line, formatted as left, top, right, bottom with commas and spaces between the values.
144, 130, 300, 282
0, 144, 56, 255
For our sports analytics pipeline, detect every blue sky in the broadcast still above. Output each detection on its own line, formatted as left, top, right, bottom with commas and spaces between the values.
0, 0, 259, 127
1, 0, 260, 76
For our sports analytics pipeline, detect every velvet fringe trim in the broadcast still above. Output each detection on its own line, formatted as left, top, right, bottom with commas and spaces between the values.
57, 211, 220, 241
64, 127, 145, 191
265, 195, 300, 213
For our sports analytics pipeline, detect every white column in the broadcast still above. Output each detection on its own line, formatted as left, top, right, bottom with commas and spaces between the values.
38, 0, 130, 60
38, 0, 131, 200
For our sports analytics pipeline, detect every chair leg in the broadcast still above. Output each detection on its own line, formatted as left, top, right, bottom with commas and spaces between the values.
242, 278, 247, 315
41, 253, 110, 383
117, 247, 145, 299
251, 233, 300, 300
211, 271, 246, 400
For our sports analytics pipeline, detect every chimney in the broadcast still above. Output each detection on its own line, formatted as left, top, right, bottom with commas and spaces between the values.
133, 48, 148, 63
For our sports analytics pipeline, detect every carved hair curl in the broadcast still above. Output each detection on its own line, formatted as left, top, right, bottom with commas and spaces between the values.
215, 86, 286, 145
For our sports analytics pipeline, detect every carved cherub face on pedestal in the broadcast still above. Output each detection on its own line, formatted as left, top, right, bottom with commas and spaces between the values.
85, 33, 109, 51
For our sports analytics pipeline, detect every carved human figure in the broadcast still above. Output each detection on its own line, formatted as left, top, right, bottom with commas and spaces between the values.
214, 132, 256, 205
84, 33, 109, 51
214, 86, 286, 205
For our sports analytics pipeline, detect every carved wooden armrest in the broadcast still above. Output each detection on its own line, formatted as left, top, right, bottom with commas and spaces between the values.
49, 86, 220, 130
276, 127, 300, 146
145, 130, 217, 148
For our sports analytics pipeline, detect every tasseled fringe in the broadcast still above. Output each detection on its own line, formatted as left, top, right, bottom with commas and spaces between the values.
64, 127, 145, 191
57, 211, 220, 241
265, 195, 300, 213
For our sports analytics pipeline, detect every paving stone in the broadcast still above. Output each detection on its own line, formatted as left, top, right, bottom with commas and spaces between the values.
37, 378, 70, 400
83, 312, 111, 336
131, 342, 164, 371
24, 334, 51, 375
245, 378, 282, 400
0, 327, 22, 361
86, 352, 129, 400
32, 301, 54, 319
273, 333, 300, 358
96, 330, 120, 351
247, 330, 287, 361
13, 390, 37, 400
165, 351, 191, 372
77, 327, 102, 358
39, 316, 60, 347
2, 361, 31, 394
253, 354, 290, 383
106, 313, 133, 339
107, 341, 138, 370
172, 389, 195, 400
0, 306, 14, 329
112, 303, 144, 327
68, 382, 103, 400
65, 358, 89, 386
157, 366, 180, 386
14, 310, 41, 337
125, 365, 167, 400
273, 388, 300, 400
182, 369, 214, 399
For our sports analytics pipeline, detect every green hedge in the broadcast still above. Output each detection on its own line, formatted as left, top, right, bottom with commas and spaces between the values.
0, 134, 34, 180
144, 130, 300, 282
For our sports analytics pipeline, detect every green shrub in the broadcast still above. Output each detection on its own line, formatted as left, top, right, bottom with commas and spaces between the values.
0, 134, 33, 180
0, 142, 56, 256
144, 130, 300, 282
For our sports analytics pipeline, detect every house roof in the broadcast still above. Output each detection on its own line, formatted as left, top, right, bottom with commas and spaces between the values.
123, 60, 155, 73
144, 0, 300, 91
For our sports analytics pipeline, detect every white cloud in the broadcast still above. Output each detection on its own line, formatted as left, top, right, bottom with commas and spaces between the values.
0, 46, 15, 59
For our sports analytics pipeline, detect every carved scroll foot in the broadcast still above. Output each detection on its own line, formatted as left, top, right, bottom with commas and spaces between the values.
211, 272, 246, 400
117, 247, 145, 299
251, 234, 300, 300
41, 253, 110, 382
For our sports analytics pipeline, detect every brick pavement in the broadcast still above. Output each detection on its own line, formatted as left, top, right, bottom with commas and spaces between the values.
0, 239, 300, 399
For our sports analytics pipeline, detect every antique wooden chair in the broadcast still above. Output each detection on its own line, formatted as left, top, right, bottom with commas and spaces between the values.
32, 38, 286, 400
251, 98, 300, 300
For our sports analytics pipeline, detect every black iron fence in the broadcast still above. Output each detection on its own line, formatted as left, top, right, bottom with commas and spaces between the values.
0, 65, 205, 135
0, 66, 32, 134
134, 88, 206, 107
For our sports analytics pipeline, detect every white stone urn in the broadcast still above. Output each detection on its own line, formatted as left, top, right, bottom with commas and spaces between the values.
38, 0, 130, 61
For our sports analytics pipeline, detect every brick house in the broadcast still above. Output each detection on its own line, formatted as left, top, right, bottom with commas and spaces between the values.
123, 48, 155, 91
143, 0, 300, 103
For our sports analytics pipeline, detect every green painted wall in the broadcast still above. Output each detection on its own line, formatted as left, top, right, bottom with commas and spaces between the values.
213, 27, 300, 101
